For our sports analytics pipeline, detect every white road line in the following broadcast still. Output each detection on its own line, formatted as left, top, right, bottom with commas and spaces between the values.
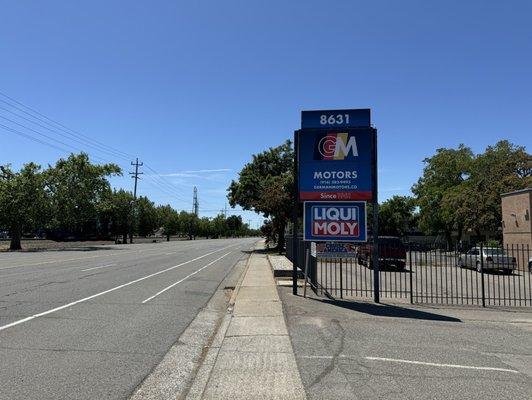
0, 243, 198, 272
364, 357, 519, 373
142, 252, 232, 303
0, 244, 240, 333
81, 264, 116, 272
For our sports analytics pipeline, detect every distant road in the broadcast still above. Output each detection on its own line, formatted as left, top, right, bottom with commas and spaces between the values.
0, 238, 257, 399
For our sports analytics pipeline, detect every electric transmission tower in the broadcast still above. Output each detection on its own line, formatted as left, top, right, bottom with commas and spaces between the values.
192, 186, 199, 216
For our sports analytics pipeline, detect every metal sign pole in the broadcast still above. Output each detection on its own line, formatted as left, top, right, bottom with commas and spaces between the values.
292, 130, 299, 295
304, 248, 310, 298
371, 129, 380, 303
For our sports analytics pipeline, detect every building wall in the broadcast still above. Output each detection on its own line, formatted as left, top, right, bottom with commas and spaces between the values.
501, 189, 531, 269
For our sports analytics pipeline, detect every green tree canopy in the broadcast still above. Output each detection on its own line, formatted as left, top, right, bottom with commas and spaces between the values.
379, 196, 417, 237
157, 205, 180, 241
135, 196, 158, 237
228, 140, 293, 252
46, 153, 121, 238
412, 145, 473, 245
0, 163, 49, 250
100, 189, 135, 243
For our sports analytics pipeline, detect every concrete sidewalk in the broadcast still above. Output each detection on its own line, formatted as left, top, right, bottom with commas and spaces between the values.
187, 251, 306, 400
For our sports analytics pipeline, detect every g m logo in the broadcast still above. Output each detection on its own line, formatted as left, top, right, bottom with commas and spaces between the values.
315, 133, 358, 160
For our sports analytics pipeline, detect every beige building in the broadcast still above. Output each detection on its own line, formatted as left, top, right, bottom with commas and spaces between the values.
501, 188, 531, 269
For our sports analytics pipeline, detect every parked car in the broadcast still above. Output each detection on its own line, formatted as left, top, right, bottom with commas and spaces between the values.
457, 247, 517, 274
0, 230, 9, 239
357, 236, 407, 271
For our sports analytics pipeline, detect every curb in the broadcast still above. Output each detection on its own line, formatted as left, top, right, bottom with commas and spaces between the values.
183, 243, 260, 399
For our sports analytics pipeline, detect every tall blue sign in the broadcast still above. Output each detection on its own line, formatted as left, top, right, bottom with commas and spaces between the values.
298, 128, 374, 201
304, 201, 367, 242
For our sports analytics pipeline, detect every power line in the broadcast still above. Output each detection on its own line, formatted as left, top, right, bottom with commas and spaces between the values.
0, 105, 131, 163
0, 91, 135, 160
0, 90, 231, 211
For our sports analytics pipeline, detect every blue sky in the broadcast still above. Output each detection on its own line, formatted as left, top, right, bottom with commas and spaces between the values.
1, 0, 531, 228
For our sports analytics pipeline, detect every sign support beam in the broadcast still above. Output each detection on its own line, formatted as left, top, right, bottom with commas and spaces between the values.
372, 130, 380, 303
292, 130, 299, 295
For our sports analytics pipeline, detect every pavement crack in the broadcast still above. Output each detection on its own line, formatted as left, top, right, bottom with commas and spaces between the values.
309, 318, 346, 388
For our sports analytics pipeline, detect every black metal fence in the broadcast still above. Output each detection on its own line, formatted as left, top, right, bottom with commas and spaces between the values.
290, 237, 532, 307
286, 235, 318, 289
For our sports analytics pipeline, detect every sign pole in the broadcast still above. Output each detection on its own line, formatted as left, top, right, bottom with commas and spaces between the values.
371, 129, 380, 303
292, 130, 299, 295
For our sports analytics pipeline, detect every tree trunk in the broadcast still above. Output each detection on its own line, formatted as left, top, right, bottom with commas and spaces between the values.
122, 232, 128, 244
444, 231, 453, 251
166, 234, 170, 242
10, 226, 22, 251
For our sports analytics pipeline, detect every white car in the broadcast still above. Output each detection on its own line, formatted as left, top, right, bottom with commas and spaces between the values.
457, 247, 517, 274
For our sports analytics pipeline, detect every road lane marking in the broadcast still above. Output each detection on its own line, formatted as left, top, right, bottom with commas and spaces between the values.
0, 243, 199, 271
0, 243, 240, 332
0, 242, 201, 272
81, 264, 116, 272
364, 356, 519, 373
142, 252, 232, 303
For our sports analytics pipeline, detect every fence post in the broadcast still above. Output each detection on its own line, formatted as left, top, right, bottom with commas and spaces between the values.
339, 258, 343, 299
480, 243, 486, 307
409, 244, 413, 304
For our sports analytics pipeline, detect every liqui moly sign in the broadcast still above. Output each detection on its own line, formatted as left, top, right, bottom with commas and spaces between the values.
303, 201, 367, 242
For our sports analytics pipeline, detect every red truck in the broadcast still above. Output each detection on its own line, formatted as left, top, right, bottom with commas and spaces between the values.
356, 236, 407, 271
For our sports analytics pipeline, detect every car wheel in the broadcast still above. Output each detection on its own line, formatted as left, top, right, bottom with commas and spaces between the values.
504, 269, 513, 275
476, 261, 482, 273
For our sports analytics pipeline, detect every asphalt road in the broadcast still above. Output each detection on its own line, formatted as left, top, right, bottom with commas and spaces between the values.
0, 237, 258, 400
280, 287, 532, 400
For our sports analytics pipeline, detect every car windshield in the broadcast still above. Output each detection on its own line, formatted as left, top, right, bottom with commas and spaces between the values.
484, 248, 505, 256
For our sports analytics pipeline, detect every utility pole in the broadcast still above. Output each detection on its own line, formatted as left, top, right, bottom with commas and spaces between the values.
129, 158, 143, 243
192, 186, 199, 217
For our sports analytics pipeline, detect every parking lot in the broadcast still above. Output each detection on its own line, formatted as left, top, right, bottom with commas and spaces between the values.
316, 250, 532, 307
280, 286, 532, 400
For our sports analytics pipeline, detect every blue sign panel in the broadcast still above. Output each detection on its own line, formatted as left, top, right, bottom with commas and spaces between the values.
304, 201, 367, 242
298, 128, 374, 201
301, 109, 370, 129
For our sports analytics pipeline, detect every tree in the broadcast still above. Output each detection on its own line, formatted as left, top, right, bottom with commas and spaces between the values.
46, 153, 121, 239
412, 145, 473, 247
198, 217, 214, 238
228, 141, 293, 252
379, 196, 417, 237
179, 211, 199, 240
226, 215, 243, 236
135, 196, 158, 237
100, 189, 135, 244
0, 163, 49, 250
443, 140, 531, 238
157, 205, 180, 241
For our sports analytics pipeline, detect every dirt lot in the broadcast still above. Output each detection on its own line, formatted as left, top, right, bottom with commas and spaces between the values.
0, 237, 179, 252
